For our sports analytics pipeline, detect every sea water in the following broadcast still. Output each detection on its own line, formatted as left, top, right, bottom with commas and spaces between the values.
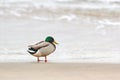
0, 0, 120, 63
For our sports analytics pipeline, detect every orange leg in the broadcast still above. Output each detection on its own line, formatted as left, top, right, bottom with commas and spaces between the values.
37, 57, 40, 62
45, 56, 47, 62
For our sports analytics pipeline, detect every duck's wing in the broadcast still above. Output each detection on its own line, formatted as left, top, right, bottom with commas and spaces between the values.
30, 41, 50, 50
39, 43, 49, 48
28, 41, 44, 47
35, 41, 44, 45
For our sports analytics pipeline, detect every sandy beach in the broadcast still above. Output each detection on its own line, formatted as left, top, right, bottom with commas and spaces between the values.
0, 63, 120, 80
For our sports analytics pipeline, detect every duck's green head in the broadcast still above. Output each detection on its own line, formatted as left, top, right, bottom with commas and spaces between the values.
45, 36, 58, 44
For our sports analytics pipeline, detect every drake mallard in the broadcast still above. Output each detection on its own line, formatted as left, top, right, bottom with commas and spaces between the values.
27, 36, 58, 62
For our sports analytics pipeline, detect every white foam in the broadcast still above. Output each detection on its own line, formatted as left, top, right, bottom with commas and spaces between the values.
58, 14, 77, 21
99, 19, 120, 25
0, 0, 32, 3
0, 0, 120, 10
96, 25, 107, 36
9, 11, 21, 17
32, 16, 50, 21
57, 0, 71, 1
98, 0, 120, 3
0, 52, 120, 63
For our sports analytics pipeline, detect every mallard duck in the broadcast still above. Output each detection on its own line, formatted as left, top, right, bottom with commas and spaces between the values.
27, 36, 58, 62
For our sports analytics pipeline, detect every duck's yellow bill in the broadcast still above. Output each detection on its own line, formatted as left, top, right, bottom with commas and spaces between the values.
53, 41, 59, 44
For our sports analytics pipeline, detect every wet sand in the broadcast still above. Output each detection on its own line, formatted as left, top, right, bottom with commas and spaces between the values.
0, 63, 120, 80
